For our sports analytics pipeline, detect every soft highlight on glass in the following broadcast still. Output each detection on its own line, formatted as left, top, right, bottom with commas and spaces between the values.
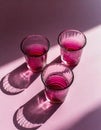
58, 29, 87, 69
41, 63, 74, 103
20, 35, 50, 72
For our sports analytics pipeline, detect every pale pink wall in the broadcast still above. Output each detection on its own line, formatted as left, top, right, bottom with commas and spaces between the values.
0, 0, 101, 66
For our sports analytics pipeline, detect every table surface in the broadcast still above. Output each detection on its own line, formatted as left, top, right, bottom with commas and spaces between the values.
0, 1, 101, 130
0, 25, 101, 130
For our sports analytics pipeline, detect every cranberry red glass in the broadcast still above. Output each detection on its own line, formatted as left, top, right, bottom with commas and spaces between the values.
58, 29, 86, 69
20, 35, 50, 72
41, 63, 74, 103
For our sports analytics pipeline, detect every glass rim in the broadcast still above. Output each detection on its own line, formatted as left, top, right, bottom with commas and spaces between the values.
41, 63, 74, 90
58, 29, 87, 52
20, 34, 50, 57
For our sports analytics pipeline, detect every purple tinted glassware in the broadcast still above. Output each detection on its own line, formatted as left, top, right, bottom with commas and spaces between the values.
58, 29, 87, 69
41, 63, 74, 103
20, 35, 50, 72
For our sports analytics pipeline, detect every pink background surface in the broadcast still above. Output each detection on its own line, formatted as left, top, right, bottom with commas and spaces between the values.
0, 0, 101, 130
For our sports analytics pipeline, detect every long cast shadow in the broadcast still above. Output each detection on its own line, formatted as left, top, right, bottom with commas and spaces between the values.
13, 90, 62, 130
13, 56, 63, 130
1, 55, 76, 129
0, 56, 62, 95
0, 55, 76, 95
0, 63, 40, 95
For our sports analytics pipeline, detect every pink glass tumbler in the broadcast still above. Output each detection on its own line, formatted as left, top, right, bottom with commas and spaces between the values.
20, 35, 50, 72
41, 63, 74, 103
58, 29, 87, 69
